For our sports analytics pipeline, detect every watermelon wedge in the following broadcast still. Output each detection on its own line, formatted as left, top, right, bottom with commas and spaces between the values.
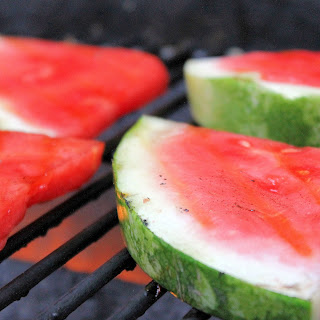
184, 50, 320, 147
0, 131, 104, 250
0, 36, 168, 138
113, 115, 320, 320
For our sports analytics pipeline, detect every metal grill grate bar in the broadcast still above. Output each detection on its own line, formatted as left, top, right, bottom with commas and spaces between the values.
107, 280, 167, 320
0, 209, 118, 311
38, 248, 135, 320
102, 80, 187, 161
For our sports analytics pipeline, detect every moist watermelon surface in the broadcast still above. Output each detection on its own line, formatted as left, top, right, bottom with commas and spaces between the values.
184, 50, 320, 147
0, 131, 104, 251
220, 51, 320, 87
113, 115, 320, 320
0, 36, 169, 138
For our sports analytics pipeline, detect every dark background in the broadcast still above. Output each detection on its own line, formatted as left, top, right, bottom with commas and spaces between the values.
0, 0, 319, 53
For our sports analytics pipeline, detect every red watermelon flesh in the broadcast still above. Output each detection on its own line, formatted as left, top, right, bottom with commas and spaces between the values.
219, 50, 320, 87
156, 123, 320, 272
0, 131, 104, 250
0, 36, 169, 138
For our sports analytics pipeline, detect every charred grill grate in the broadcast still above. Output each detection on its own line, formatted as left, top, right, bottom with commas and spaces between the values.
0, 44, 219, 320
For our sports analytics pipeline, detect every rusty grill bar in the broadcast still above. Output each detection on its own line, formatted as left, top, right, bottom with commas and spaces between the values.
0, 45, 218, 320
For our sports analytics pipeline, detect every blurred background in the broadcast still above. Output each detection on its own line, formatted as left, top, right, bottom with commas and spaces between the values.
0, 0, 319, 52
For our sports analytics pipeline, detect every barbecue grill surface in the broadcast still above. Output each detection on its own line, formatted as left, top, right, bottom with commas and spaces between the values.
1, 1, 319, 318
0, 41, 221, 319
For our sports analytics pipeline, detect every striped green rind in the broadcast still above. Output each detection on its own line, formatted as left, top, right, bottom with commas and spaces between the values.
185, 74, 320, 147
114, 190, 311, 320
112, 118, 312, 320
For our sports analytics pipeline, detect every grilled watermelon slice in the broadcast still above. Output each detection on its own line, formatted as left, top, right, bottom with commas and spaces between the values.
0, 36, 168, 138
184, 50, 320, 147
113, 115, 320, 320
0, 131, 104, 250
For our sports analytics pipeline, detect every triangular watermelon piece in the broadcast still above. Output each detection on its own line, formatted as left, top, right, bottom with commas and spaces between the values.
0, 131, 104, 250
113, 116, 320, 320
184, 50, 320, 147
0, 36, 169, 138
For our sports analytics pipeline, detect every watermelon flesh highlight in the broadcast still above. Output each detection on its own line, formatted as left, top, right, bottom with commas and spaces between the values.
117, 116, 320, 301
219, 50, 320, 87
0, 36, 169, 138
0, 131, 104, 251
159, 127, 320, 259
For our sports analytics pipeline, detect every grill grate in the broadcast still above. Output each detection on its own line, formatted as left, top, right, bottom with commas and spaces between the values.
39, 248, 136, 320
0, 44, 219, 320
107, 280, 167, 320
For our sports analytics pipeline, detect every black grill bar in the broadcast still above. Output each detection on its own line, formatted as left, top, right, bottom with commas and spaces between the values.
0, 209, 118, 311
182, 308, 212, 320
102, 80, 187, 161
0, 171, 113, 262
38, 248, 135, 320
107, 280, 167, 320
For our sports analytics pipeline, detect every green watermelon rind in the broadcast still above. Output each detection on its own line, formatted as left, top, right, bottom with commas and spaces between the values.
184, 72, 320, 147
112, 117, 312, 320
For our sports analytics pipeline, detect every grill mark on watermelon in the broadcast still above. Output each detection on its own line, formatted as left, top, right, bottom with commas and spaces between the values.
157, 126, 314, 257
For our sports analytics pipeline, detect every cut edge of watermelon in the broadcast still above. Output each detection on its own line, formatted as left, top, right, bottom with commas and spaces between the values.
184, 59, 320, 147
184, 57, 320, 99
113, 116, 320, 320
116, 190, 316, 320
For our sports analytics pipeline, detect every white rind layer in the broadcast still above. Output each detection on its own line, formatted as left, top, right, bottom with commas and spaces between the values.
184, 57, 320, 99
115, 116, 320, 301
0, 98, 56, 136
